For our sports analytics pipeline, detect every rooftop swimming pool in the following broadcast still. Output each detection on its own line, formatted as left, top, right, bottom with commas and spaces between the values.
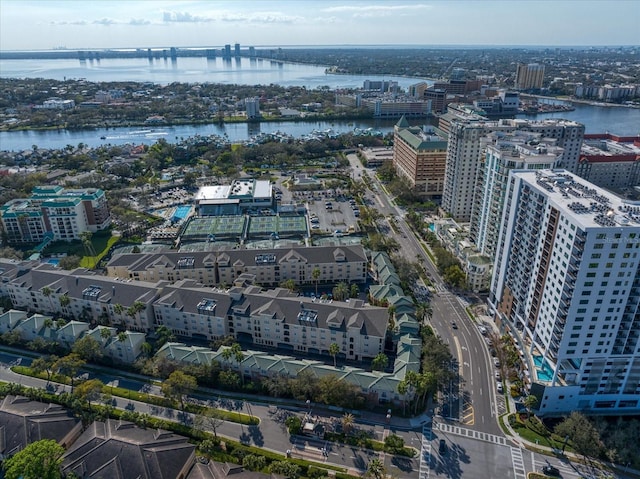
533, 355, 554, 382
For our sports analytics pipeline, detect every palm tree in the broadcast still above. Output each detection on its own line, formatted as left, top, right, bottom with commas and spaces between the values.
332, 281, 349, 301
80, 231, 97, 268
41, 286, 54, 313
312, 267, 321, 296
387, 305, 397, 333
59, 293, 71, 318
329, 343, 340, 368
231, 343, 245, 386
524, 394, 538, 420
341, 412, 355, 435
366, 458, 386, 479
371, 353, 388, 372
397, 380, 408, 416
100, 327, 112, 341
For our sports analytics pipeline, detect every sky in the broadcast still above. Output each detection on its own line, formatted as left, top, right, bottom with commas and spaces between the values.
1, 0, 638, 51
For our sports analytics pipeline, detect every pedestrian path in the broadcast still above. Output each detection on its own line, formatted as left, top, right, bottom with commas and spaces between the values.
510, 446, 527, 479
433, 422, 507, 446
418, 423, 432, 479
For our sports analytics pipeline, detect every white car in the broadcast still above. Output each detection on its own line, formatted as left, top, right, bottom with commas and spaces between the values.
496, 382, 503, 394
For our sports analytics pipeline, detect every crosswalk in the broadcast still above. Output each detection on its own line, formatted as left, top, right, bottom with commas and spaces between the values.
510, 446, 527, 479
418, 423, 432, 479
433, 422, 508, 446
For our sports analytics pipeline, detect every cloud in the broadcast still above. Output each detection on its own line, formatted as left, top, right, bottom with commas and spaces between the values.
93, 18, 117, 26
322, 4, 432, 16
50, 20, 88, 26
162, 10, 302, 25
162, 11, 213, 23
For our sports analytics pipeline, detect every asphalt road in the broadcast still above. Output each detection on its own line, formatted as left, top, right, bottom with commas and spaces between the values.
346, 153, 501, 435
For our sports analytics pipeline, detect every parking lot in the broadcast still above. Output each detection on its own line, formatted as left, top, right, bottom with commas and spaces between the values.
306, 195, 360, 235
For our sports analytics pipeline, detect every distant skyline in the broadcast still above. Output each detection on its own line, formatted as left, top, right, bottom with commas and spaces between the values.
1, 0, 639, 51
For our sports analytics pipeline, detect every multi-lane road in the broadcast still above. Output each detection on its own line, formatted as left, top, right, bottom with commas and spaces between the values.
348, 153, 501, 433
346, 154, 613, 478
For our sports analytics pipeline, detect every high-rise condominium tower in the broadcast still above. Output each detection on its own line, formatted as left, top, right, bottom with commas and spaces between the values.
490, 169, 640, 416
441, 118, 584, 222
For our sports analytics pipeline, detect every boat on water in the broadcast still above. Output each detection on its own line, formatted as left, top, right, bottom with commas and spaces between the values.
99, 136, 106, 140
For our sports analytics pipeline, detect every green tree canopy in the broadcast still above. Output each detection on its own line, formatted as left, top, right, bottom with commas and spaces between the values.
161, 370, 197, 410
2, 439, 65, 479
554, 411, 604, 459
371, 353, 389, 372
72, 335, 103, 362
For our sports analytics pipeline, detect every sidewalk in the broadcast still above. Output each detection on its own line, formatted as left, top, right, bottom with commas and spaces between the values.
501, 393, 640, 479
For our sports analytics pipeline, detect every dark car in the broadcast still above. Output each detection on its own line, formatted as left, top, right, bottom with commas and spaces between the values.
542, 465, 560, 476
451, 321, 458, 329
438, 439, 446, 454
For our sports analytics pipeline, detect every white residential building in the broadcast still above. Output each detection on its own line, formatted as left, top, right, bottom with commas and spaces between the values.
490, 169, 640, 416
441, 118, 584, 222
470, 131, 563, 260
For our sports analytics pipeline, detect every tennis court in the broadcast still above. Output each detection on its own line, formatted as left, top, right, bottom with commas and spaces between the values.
181, 216, 246, 240
247, 215, 307, 239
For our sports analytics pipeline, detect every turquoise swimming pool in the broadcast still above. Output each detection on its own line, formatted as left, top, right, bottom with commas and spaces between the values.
533, 355, 554, 382
172, 205, 192, 221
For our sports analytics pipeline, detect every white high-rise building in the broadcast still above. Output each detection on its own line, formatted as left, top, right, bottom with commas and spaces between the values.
441, 118, 584, 222
470, 131, 564, 259
490, 169, 640, 416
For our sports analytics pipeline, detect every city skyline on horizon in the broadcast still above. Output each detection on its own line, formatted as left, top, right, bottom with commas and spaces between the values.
1, 0, 639, 51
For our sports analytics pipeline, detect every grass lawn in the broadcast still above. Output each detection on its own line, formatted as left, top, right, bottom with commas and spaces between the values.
509, 413, 574, 453
43, 230, 120, 268
80, 234, 120, 268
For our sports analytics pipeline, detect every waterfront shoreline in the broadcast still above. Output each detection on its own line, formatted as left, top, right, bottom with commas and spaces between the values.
521, 93, 640, 110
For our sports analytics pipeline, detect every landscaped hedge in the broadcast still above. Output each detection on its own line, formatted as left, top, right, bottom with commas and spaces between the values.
12, 365, 259, 425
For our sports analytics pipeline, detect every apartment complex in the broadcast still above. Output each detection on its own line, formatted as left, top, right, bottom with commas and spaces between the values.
441, 117, 584, 222
106, 245, 368, 287
576, 133, 640, 190
470, 131, 563, 259
0, 186, 110, 244
154, 279, 387, 360
490, 169, 640, 416
7, 265, 159, 332
6, 262, 387, 363
515, 63, 545, 90
392, 116, 447, 200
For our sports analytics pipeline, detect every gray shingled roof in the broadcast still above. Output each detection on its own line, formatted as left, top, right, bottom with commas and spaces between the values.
16, 264, 160, 308
62, 419, 195, 479
0, 395, 80, 456
158, 280, 388, 338
107, 245, 367, 272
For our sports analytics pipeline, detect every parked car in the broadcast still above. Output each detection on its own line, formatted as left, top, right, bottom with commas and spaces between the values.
496, 382, 503, 394
493, 358, 500, 368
